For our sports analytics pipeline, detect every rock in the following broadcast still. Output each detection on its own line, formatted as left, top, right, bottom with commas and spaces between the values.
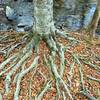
16, 26, 25, 32
64, 0, 76, 11
16, 15, 34, 32
6, 6, 17, 20
0, 0, 5, 4
13, 1, 34, 16
17, 16, 33, 27
0, 23, 8, 31
56, 15, 81, 31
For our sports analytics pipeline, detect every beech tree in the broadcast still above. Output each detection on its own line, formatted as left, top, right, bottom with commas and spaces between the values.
0, 0, 99, 100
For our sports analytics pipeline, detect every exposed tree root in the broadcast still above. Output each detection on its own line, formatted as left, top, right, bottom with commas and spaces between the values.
86, 75, 100, 83
49, 53, 73, 100
4, 38, 36, 93
55, 29, 79, 43
80, 89, 97, 100
0, 57, 18, 76
72, 54, 84, 90
35, 81, 52, 100
29, 68, 37, 100
0, 50, 6, 55
0, 30, 99, 99
14, 56, 39, 100
5, 50, 32, 93
79, 55, 100, 71
0, 54, 17, 70
0, 92, 2, 100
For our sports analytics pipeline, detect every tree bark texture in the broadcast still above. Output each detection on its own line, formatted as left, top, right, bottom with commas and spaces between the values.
33, 0, 55, 35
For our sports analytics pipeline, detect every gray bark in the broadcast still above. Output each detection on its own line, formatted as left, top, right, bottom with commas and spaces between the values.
33, 0, 55, 35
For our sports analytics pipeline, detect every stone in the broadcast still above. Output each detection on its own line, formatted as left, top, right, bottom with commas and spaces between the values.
16, 26, 24, 32
17, 16, 33, 27
56, 15, 81, 31
13, 1, 34, 16
16, 15, 34, 32
2, 0, 98, 32
64, 0, 76, 11
0, 23, 8, 31
6, 6, 17, 20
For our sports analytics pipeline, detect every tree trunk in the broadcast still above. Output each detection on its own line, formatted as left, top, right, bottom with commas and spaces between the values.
88, 0, 100, 37
33, 0, 55, 35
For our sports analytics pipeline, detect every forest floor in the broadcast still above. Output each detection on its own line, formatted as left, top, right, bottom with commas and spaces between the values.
0, 31, 100, 100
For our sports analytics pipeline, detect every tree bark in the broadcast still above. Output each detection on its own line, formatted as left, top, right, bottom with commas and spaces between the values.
88, 0, 100, 37
33, 0, 55, 35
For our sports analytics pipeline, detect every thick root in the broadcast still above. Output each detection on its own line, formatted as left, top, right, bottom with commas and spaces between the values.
14, 56, 39, 100
49, 52, 73, 100
0, 30, 99, 99
0, 54, 17, 70
4, 39, 35, 93
55, 29, 79, 42
80, 89, 97, 100
5, 50, 32, 93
